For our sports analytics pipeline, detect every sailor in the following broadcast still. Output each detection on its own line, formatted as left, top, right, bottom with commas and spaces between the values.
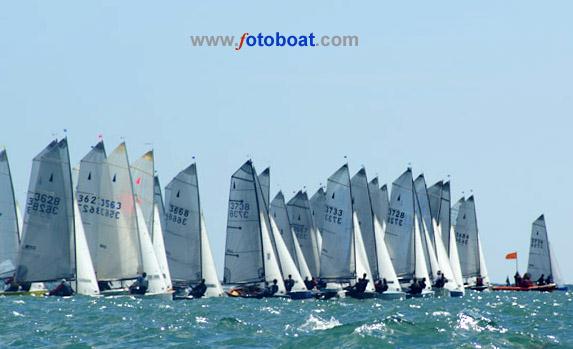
375, 278, 389, 293
129, 272, 149, 295
3, 277, 19, 292
284, 275, 295, 293
303, 276, 314, 290
505, 276, 510, 286
353, 273, 369, 295
98, 280, 112, 292
536, 274, 546, 286
408, 278, 422, 295
475, 276, 484, 287
316, 278, 327, 290
546, 274, 553, 284
191, 279, 207, 298
49, 279, 74, 297
263, 279, 279, 297
433, 271, 447, 288
514, 272, 522, 287
419, 277, 427, 290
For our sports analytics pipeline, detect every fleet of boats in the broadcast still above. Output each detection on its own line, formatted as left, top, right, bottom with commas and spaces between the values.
0, 139, 567, 299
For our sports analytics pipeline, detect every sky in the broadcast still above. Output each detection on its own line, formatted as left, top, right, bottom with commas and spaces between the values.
1, 1, 572, 283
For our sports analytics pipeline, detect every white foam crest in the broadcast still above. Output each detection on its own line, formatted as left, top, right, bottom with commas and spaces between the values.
298, 314, 341, 332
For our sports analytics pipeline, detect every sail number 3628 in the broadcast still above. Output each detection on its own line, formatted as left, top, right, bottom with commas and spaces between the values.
27, 192, 60, 215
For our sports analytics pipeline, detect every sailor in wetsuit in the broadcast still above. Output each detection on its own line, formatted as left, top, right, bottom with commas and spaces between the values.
284, 275, 295, 293
263, 279, 279, 297
190, 279, 207, 298
129, 272, 149, 295
375, 278, 389, 293
49, 279, 74, 297
303, 276, 314, 290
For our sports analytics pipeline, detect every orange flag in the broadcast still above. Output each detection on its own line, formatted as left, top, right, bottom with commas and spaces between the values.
505, 252, 518, 260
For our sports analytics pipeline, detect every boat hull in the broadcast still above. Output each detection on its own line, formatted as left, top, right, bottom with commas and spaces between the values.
0, 289, 47, 297
491, 284, 556, 292
288, 291, 314, 300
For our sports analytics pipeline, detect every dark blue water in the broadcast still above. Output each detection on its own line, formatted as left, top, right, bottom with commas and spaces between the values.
1, 290, 571, 348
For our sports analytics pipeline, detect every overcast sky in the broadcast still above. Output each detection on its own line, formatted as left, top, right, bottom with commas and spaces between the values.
1, 1, 571, 283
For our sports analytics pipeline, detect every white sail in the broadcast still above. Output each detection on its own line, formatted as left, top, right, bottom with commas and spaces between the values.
373, 218, 402, 292
420, 217, 441, 281
259, 211, 286, 294
432, 220, 463, 294
368, 177, 385, 230
351, 168, 379, 280
164, 164, 202, 283
319, 165, 355, 281
269, 215, 306, 292
152, 203, 172, 289
199, 213, 224, 297
73, 197, 100, 296
413, 214, 431, 289
477, 236, 489, 285
448, 224, 465, 290
270, 192, 312, 278
16, 139, 75, 283
0, 150, 20, 278
287, 191, 321, 277
380, 184, 390, 226
353, 212, 375, 292
385, 169, 415, 279
291, 228, 312, 280
131, 151, 155, 236
223, 161, 265, 284
135, 203, 168, 294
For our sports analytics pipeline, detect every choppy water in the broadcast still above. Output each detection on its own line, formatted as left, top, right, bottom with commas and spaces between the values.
1, 290, 572, 348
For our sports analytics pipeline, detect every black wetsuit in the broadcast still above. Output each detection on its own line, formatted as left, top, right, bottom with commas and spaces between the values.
284, 278, 295, 293
191, 282, 207, 298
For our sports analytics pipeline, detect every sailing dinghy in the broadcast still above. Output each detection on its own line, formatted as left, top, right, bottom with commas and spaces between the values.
224, 161, 286, 298
15, 139, 99, 296
163, 163, 224, 299
384, 169, 434, 298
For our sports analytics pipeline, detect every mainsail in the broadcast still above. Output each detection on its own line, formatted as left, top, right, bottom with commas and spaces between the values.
164, 164, 202, 283
319, 165, 355, 281
455, 196, 482, 280
309, 187, 325, 253
16, 139, 75, 283
385, 169, 416, 279
368, 177, 384, 230
287, 191, 320, 277
0, 150, 20, 278
258, 167, 270, 209
527, 215, 551, 282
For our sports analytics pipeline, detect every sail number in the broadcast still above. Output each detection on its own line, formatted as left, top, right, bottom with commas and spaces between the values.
228, 200, 250, 219
292, 224, 309, 240
530, 238, 544, 249
78, 193, 121, 220
324, 205, 343, 225
167, 204, 189, 225
387, 208, 405, 226
26, 192, 60, 215
456, 232, 469, 245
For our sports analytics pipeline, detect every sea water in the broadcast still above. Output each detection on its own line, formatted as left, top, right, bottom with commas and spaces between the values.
1, 289, 571, 348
